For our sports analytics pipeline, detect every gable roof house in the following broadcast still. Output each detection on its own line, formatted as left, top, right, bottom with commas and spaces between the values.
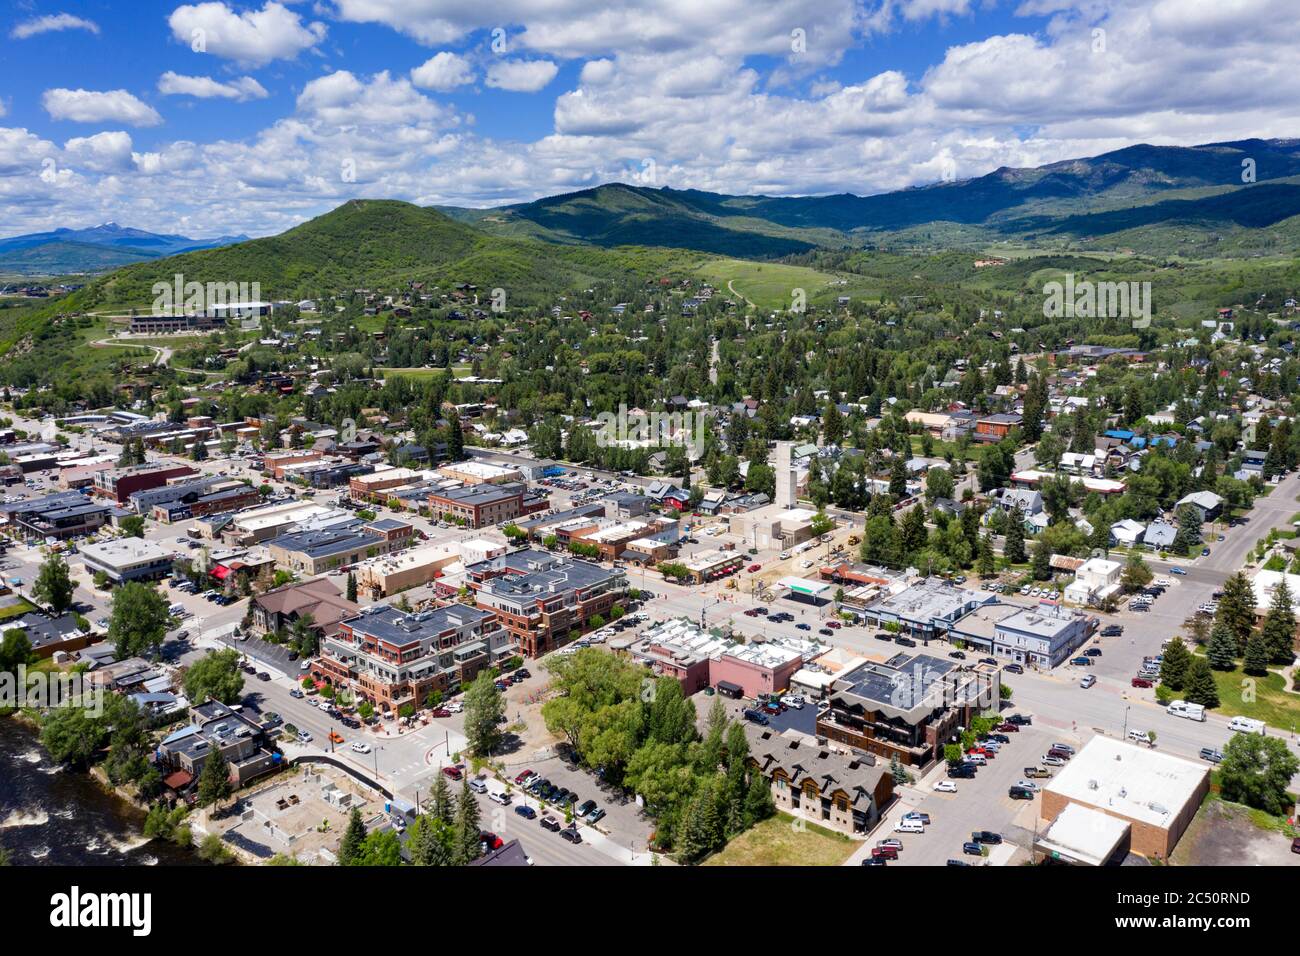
746, 728, 894, 836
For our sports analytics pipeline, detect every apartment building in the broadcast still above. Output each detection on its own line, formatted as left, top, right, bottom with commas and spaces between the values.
313, 603, 507, 712
466, 549, 628, 656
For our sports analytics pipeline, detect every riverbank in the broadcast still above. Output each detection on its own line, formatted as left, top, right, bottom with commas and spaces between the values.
0, 717, 203, 866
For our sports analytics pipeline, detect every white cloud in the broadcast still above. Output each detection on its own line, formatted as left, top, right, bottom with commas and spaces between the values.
296, 70, 451, 127
168, 1, 326, 66
10, 0, 1300, 240
63, 131, 135, 172
41, 89, 163, 127
158, 72, 269, 102
11, 13, 100, 40
485, 59, 559, 93
410, 52, 476, 91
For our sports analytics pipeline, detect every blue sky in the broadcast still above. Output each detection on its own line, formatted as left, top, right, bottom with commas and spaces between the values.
2, 0, 1298, 238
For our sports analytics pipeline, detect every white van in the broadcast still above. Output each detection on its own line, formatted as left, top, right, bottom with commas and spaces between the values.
1127, 729, 1153, 745
1229, 716, 1266, 735
1166, 700, 1206, 722
894, 819, 925, 833
965, 752, 987, 765
488, 789, 512, 806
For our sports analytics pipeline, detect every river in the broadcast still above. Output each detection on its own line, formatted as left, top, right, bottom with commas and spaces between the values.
0, 718, 202, 866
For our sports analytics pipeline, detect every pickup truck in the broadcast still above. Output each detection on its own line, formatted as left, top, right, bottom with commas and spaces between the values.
1022, 766, 1051, 778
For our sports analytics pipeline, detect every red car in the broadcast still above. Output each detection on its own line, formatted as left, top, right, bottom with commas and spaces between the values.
442, 766, 463, 781
1131, 677, 1154, 688
514, 768, 535, 785
430, 708, 451, 718
994, 722, 1019, 733
968, 747, 991, 758
478, 830, 504, 851
871, 845, 899, 860
826, 621, 842, 629
748, 564, 762, 572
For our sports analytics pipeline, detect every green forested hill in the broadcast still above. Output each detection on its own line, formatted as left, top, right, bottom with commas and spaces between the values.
78, 199, 703, 309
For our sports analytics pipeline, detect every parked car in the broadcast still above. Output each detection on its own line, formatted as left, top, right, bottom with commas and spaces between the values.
995, 722, 1019, 733
972, 830, 1002, 845
539, 815, 562, 832
1199, 747, 1225, 764
1007, 714, 1031, 725
1014, 779, 1041, 792
515, 769, 536, 785
514, 804, 537, 820
442, 766, 464, 781
1009, 786, 1035, 800
872, 845, 899, 860
1131, 677, 1154, 688
559, 826, 583, 844
1041, 755, 1067, 767
1003, 663, 1024, 674
933, 780, 958, 793
1023, 766, 1051, 778
962, 841, 984, 856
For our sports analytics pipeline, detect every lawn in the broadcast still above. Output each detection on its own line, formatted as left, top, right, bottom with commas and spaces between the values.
702, 812, 858, 866
695, 258, 879, 312
1202, 662, 1300, 731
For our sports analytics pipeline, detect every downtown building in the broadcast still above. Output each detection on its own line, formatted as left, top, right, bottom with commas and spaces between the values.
312, 603, 508, 713
466, 549, 629, 657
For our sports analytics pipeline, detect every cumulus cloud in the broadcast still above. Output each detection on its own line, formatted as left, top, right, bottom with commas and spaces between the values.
485, 59, 559, 93
168, 1, 326, 66
158, 72, 269, 102
11, 13, 100, 40
63, 131, 135, 172
8, 0, 1300, 239
410, 52, 476, 91
41, 89, 163, 127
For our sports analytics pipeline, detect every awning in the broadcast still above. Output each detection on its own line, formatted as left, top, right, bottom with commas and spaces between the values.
776, 576, 831, 597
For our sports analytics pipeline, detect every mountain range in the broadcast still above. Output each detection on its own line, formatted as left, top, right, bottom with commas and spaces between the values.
440, 138, 1300, 257
19, 137, 1300, 291
0, 223, 249, 276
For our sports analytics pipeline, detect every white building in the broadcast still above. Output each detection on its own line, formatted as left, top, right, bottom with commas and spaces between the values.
1064, 557, 1122, 606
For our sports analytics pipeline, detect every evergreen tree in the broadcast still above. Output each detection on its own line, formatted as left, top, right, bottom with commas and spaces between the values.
1243, 633, 1271, 677
339, 807, 366, 865
1030, 537, 1052, 581
453, 780, 482, 864
1183, 657, 1220, 709
1205, 622, 1239, 670
346, 571, 357, 603
428, 773, 455, 826
1172, 505, 1203, 555
1160, 636, 1191, 690
195, 747, 232, 808
1216, 572, 1257, 653
1259, 577, 1297, 664
743, 773, 776, 826
976, 532, 996, 577
1004, 519, 1026, 564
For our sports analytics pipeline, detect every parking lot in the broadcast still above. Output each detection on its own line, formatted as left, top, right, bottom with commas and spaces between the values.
857, 713, 1080, 867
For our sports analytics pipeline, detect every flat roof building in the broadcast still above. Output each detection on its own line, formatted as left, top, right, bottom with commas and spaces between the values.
1038, 737, 1210, 862
81, 538, 176, 585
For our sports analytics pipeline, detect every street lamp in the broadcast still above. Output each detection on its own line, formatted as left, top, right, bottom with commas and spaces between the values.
1122, 706, 1131, 739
